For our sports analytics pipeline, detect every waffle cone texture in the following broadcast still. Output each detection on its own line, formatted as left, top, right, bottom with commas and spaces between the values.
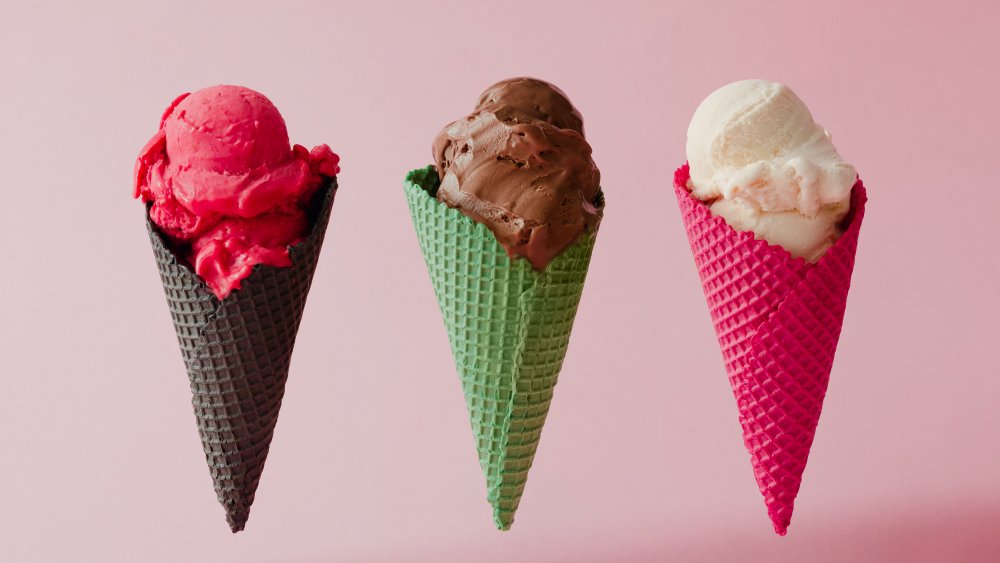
674, 164, 866, 535
146, 179, 337, 532
404, 166, 595, 530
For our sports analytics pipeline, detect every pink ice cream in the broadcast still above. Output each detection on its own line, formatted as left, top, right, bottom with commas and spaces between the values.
134, 85, 340, 299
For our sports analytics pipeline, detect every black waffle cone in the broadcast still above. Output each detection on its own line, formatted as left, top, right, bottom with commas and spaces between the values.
146, 179, 337, 532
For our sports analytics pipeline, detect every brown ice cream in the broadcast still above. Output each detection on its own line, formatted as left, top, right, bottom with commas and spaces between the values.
432, 77, 603, 270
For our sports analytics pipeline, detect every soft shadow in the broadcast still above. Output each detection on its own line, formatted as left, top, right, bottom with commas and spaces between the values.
349, 500, 1000, 563
598, 500, 1000, 563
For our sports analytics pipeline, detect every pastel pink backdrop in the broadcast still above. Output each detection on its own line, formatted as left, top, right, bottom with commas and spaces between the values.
1, 1, 998, 561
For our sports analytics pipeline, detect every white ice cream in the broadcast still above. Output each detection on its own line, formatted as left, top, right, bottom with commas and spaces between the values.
686, 79, 857, 262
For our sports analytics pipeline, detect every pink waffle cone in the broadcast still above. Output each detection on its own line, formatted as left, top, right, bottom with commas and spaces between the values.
674, 164, 866, 535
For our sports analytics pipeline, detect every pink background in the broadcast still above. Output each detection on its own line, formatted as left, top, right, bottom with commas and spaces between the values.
2, 1, 999, 561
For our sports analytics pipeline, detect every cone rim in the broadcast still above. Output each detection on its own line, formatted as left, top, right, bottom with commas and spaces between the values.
146, 176, 339, 304
404, 165, 597, 265
673, 163, 867, 270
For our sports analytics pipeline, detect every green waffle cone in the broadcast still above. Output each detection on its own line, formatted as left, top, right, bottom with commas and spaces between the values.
404, 166, 595, 530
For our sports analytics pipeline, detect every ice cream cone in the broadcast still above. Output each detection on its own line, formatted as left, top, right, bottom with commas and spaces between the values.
674, 164, 866, 535
405, 166, 594, 530
146, 181, 336, 532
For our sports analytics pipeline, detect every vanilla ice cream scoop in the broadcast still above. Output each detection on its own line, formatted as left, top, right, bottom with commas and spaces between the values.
686, 79, 857, 262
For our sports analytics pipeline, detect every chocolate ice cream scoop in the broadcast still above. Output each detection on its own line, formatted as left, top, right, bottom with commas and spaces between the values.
432, 77, 603, 270
475, 77, 585, 135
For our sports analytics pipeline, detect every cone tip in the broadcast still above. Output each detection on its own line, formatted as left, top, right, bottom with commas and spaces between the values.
767, 499, 792, 535
226, 510, 249, 534
493, 511, 514, 531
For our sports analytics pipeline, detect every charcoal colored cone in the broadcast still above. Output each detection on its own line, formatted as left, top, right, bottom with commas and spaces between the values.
404, 167, 594, 530
146, 180, 336, 532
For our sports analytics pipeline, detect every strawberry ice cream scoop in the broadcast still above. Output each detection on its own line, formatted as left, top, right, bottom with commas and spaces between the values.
134, 85, 340, 299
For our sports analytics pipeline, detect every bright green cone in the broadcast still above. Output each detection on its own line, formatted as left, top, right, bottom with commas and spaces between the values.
404, 166, 595, 530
